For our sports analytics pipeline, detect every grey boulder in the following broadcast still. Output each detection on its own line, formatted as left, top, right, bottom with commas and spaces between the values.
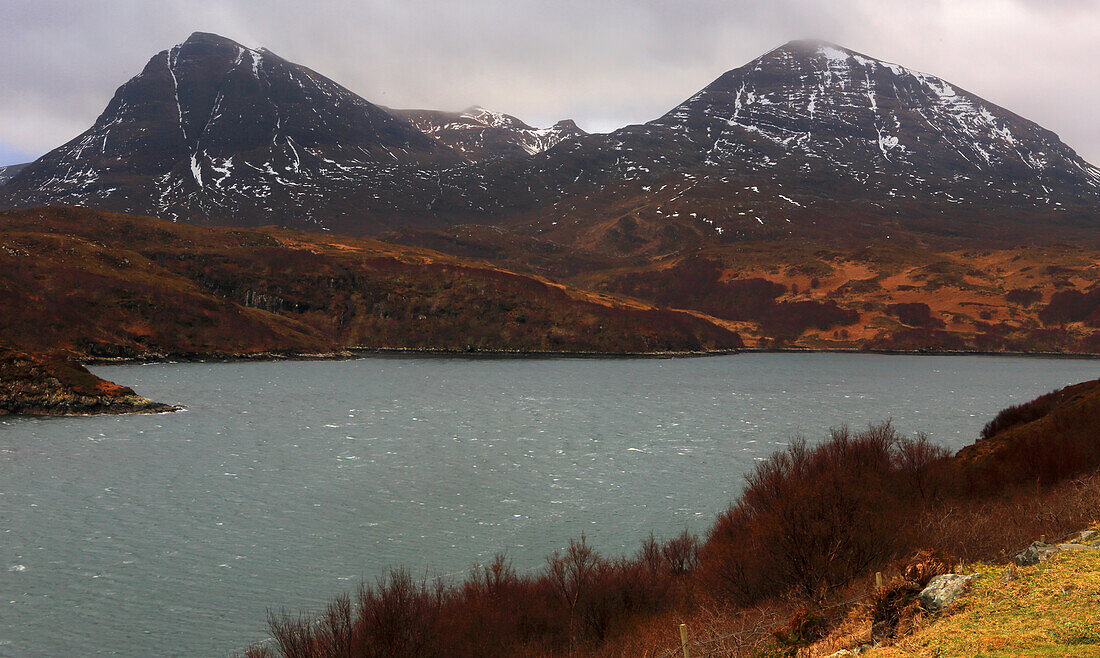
918, 573, 981, 612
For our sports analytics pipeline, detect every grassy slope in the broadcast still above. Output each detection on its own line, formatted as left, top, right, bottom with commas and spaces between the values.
873, 532, 1100, 657
790, 379, 1100, 657
580, 242, 1100, 352
952, 378, 1100, 490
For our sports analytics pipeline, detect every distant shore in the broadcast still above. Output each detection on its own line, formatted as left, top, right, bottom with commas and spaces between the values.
78, 345, 1100, 366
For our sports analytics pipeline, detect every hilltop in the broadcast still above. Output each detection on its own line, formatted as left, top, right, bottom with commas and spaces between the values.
0, 206, 741, 360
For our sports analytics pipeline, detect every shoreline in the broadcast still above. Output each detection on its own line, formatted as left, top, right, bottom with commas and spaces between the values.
80, 346, 1100, 366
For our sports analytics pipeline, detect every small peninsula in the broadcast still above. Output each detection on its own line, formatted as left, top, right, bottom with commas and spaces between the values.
0, 341, 175, 416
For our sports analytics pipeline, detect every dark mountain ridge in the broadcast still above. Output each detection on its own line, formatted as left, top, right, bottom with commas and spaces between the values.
418, 39, 1100, 257
389, 106, 586, 161
0, 163, 29, 186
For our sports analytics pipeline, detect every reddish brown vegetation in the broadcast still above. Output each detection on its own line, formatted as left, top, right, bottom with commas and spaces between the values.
0, 207, 741, 358
1039, 288, 1100, 326
956, 378, 1100, 491
598, 257, 859, 339
0, 339, 172, 414
1005, 287, 1043, 307
699, 425, 949, 606
250, 532, 699, 658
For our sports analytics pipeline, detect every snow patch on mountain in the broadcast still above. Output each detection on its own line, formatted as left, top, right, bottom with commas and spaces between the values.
392, 106, 586, 160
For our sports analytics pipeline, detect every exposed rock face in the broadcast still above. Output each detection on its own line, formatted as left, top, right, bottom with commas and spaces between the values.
390, 106, 585, 161
918, 573, 981, 612
0, 342, 175, 415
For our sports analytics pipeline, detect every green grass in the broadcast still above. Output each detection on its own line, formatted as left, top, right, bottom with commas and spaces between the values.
876, 531, 1100, 657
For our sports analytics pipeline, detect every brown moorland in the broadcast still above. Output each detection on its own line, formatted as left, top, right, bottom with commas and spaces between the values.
0, 206, 743, 361
0, 206, 743, 412
576, 242, 1100, 352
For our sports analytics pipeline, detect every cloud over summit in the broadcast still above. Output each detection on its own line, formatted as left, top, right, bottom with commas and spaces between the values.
1, 0, 1098, 165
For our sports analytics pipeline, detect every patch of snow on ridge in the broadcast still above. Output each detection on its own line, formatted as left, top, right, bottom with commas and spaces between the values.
819, 46, 850, 64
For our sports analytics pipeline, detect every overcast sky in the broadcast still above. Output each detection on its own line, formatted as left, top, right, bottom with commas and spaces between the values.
2, 0, 1099, 166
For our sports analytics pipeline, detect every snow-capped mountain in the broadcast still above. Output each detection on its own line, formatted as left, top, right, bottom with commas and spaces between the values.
419, 39, 1100, 254
389, 106, 586, 161
2, 36, 1097, 248
0, 32, 461, 229
650, 39, 1100, 203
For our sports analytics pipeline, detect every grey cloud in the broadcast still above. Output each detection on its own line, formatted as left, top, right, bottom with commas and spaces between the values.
1, 0, 1097, 164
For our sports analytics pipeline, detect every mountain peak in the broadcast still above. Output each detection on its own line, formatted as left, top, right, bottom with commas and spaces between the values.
181, 31, 242, 48
762, 39, 874, 67
647, 39, 1100, 205
776, 38, 847, 52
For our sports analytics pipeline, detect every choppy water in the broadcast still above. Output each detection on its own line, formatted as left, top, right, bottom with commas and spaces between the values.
1, 353, 1097, 656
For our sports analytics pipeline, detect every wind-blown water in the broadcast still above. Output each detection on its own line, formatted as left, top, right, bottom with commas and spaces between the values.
1, 353, 1096, 656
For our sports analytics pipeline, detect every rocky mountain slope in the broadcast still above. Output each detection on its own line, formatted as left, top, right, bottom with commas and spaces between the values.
650, 39, 1100, 205
431, 39, 1100, 257
390, 106, 585, 161
0, 163, 28, 186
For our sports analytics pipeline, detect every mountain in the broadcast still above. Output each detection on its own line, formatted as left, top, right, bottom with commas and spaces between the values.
420, 39, 1100, 258
2, 37, 1097, 252
646, 39, 1100, 205
0, 32, 462, 232
390, 106, 586, 161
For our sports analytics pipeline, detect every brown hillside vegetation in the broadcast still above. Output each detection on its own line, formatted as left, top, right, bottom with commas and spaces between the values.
0, 207, 741, 358
241, 379, 1100, 657
575, 242, 1100, 352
